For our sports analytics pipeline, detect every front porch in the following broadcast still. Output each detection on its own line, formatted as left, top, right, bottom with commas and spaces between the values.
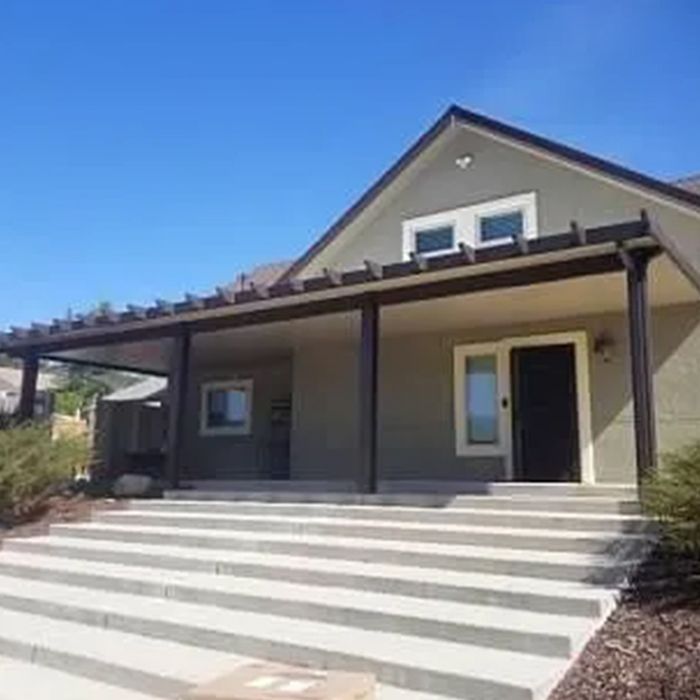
6, 216, 697, 491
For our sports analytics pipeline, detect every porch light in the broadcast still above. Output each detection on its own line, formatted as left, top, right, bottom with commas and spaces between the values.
593, 332, 615, 363
455, 153, 474, 169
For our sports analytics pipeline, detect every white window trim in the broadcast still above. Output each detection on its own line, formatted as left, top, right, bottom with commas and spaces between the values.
453, 331, 594, 483
199, 378, 254, 437
402, 191, 538, 260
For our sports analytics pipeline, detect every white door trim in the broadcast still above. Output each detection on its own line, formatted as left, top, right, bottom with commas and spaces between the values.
453, 330, 594, 483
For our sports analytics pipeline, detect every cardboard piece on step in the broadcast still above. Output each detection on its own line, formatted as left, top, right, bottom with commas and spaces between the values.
184, 662, 375, 700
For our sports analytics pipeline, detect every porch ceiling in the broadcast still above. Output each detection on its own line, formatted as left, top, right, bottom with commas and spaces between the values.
44, 251, 697, 374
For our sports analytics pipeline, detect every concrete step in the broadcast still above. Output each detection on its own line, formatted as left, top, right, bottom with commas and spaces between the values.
168, 483, 638, 505
0, 656, 161, 700
0, 551, 596, 657
140, 496, 643, 519
47, 521, 643, 584
101, 509, 650, 553
5, 536, 614, 617
0, 574, 565, 700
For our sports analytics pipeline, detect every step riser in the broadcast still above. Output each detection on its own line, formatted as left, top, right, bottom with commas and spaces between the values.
136, 499, 644, 522
0, 562, 575, 657
98, 513, 646, 553
166, 488, 637, 506
3, 540, 605, 617
48, 525, 635, 584
0, 592, 532, 700
0, 635, 184, 698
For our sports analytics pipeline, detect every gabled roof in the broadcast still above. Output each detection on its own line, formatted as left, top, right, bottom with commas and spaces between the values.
282, 105, 700, 281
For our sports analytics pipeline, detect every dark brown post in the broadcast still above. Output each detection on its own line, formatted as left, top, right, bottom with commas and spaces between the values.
358, 298, 379, 493
166, 327, 191, 488
623, 248, 657, 485
18, 353, 39, 422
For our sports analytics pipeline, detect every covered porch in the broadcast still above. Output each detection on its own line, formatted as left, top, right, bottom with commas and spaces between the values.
5, 215, 696, 491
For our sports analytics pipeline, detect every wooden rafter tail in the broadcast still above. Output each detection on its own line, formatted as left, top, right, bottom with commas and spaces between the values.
288, 278, 305, 293
513, 232, 529, 255
31, 322, 51, 335
409, 251, 429, 272
252, 283, 270, 299
155, 299, 175, 315
215, 286, 236, 304
458, 241, 476, 263
364, 259, 383, 280
570, 220, 587, 246
127, 304, 148, 319
10, 326, 29, 339
184, 293, 205, 310
639, 208, 662, 240
324, 267, 343, 286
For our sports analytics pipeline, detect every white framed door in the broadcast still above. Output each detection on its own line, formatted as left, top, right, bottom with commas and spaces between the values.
453, 331, 594, 483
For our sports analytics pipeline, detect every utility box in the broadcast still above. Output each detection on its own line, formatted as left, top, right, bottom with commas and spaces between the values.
184, 662, 375, 700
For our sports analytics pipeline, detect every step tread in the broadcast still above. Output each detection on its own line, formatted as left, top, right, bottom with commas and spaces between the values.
0, 572, 564, 690
0, 551, 597, 638
7, 536, 614, 601
0, 655, 161, 700
52, 522, 640, 566
111, 510, 648, 539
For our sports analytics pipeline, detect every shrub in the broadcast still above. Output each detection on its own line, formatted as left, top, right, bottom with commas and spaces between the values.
0, 422, 91, 518
643, 440, 700, 554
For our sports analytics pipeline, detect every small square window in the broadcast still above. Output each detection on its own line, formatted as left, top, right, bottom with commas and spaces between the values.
479, 210, 524, 242
414, 226, 454, 255
200, 380, 253, 436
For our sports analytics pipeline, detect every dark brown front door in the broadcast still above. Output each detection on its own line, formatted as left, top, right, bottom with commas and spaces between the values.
511, 344, 580, 482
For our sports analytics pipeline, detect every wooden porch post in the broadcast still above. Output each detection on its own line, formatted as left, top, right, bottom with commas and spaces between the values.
166, 327, 191, 488
358, 298, 379, 494
622, 248, 657, 485
18, 353, 39, 422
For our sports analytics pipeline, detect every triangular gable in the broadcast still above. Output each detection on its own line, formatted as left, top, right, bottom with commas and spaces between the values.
282, 105, 700, 291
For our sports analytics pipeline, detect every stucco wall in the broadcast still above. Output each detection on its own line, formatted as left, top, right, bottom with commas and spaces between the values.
181, 357, 292, 480
290, 302, 700, 485
299, 126, 700, 282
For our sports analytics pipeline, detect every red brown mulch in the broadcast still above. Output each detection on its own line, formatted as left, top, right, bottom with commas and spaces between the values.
551, 548, 700, 700
0, 494, 127, 543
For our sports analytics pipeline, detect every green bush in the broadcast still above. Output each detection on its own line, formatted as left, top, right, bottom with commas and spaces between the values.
643, 440, 700, 554
0, 422, 91, 517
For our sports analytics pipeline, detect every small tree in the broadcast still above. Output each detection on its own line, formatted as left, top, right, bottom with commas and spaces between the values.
643, 439, 700, 554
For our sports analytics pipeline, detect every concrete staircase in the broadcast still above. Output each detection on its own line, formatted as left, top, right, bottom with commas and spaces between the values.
0, 484, 650, 700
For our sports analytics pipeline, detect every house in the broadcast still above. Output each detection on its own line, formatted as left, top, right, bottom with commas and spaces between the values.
2, 105, 700, 491
0, 365, 57, 418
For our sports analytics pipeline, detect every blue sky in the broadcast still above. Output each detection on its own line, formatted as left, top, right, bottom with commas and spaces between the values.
1, 0, 699, 327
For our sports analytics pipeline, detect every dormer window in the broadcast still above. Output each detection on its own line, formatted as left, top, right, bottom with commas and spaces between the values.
479, 210, 524, 243
414, 226, 455, 255
402, 192, 537, 260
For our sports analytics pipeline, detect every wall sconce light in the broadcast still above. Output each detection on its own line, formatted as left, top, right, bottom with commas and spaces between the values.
455, 153, 474, 169
593, 332, 615, 363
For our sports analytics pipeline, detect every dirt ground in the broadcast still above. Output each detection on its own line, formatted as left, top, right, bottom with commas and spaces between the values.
0, 494, 126, 543
551, 548, 700, 700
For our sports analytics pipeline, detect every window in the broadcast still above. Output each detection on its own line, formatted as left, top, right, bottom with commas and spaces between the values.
414, 226, 454, 255
479, 210, 524, 243
453, 343, 507, 457
402, 192, 537, 260
200, 379, 253, 436
464, 355, 499, 444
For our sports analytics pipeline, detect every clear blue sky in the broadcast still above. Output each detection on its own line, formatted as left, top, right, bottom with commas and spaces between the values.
1, 0, 699, 328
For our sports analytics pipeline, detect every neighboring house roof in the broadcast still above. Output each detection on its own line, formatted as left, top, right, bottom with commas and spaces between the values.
102, 376, 167, 402
675, 174, 700, 196
227, 261, 292, 293
282, 105, 700, 281
0, 367, 58, 392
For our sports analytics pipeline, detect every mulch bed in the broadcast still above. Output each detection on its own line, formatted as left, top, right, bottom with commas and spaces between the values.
551, 547, 700, 700
0, 494, 127, 543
